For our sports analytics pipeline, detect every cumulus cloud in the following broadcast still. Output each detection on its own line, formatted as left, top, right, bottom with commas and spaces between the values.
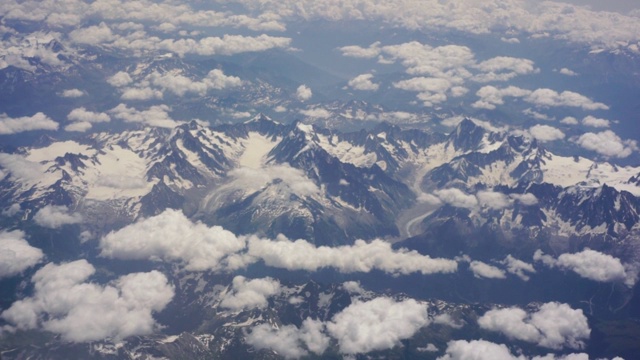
476, 190, 511, 210
0, 153, 43, 182
0, 260, 174, 342
33, 205, 82, 228
69, 22, 116, 44
469, 261, 506, 279
107, 71, 134, 87
574, 130, 638, 158
299, 108, 331, 118
501, 255, 536, 281
120, 87, 163, 101
561, 116, 579, 125
100, 209, 246, 272
473, 56, 538, 82
525, 89, 608, 110
348, 73, 379, 91
0, 112, 59, 135
510, 193, 539, 206
438, 339, 524, 360
472, 85, 531, 110
581, 115, 610, 128
61, 89, 84, 98
246, 318, 330, 359
528, 125, 565, 142
108, 104, 182, 128
559, 68, 578, 76
148, 69, 242, 96
65, 107, 111, 132
0, 230, 44, 279
534, 249, 632, 286
245, 236, 458, 275
159, 34, 291, 57
326, 297, 429, 354
339, 42, 381, 58
296, 85, 312, 101
219, 276, 282, 310
100, 209, 458, 276
478, 302, 590, 350
434, 188, 478, 209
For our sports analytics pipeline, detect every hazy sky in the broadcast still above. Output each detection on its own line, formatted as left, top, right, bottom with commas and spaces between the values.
557, 0, 639, 13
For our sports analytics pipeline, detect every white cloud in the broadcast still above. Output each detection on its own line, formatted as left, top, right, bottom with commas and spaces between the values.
534, 248, 632, 285
69, 22, 116, 44
559, 68, 578, 76
394, 77, 451, 93
219, 276, 282, 311
574, 130, 638, 158
469, 261, 506, 279
510, 193, 538, 206
246, 318, 330, 359
296, 84, 312, 101
326, 297, 429, 354
100, 210, 458, 276
148, 69, 242, 96
434, 188, 478, 209
120, 87, 163, 101
476, 190, 511, 210
561, 116, 579, 125
433, 313, 464, 329
473, 56, 538, 82
581, 115, 610, 128
523, 108, 554, 121
67, 107, 110, 124
1, 203, 21, 216
438, 339, 524, 360
0, 230, 44, 279
525, 89, 608, 110
0, 260, 174, 342
299, 108, 331, 118
478, 302, 590, 350
33, 205, 82, 228
158, 34, 291, 57
501, 255, 536, 281
108, 104, 182, 128
100, 209, 247, 272
61, 89, 84, 98
0, 112, 59, 135
529, 125, 565, 142
348, 73, 379, 91
245, 236, 458, 276
107, 71, 134, 87
472, 85, 531, 110
65, 121, 93, 132
0, 153, 43, 182
339, 42, 381, 58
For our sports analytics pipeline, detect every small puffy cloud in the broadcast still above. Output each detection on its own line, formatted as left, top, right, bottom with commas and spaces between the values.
246, 236, 458, 276
574, 130, 638, 158
33, 205, 82, 228
69, 22, 116, 44
0, 230, 44, 279
61, 89, 84, 98
433, 313, 464, 329
472, 86, 531, 110
529, 125, 565, 142
348, 73, 379, 91
476, 190, 511, 210
525, 89, 608, 110
0, 260, 174, 342
559, 68, 578, 76
473, 56, 538, 82
326, 297, 429, 354
107, 71, 133, 87
100, 209, 246, 272
246, 318, 329, 359
67, 107, 110, 127
159, 34, 291, 57
0, 154, 43, 182
0, 112, 59, 135
510, 193, 538, 206
219, 276, 281, 311
148, 69, 242, 96
2, 203, 21, 216
296, 85, 312, 101
339, 42, 381, 58
108, 104, 181, 128
394, 77, 451, 93
299, 107, 331, 118
120, 87, 163, 101
65, 121, 93, 132
342, 281, 366, 294
450, 86, 468, 97
469, 261, 506, 279
523, 108, 554, 121
561, 116, 579, 125
534, 249, 631, 285
581, 115, 610, 128
434, 188, 478, 209
438, 339, 524, 360
501, 255, 536, 281
478, 302, 590, 350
